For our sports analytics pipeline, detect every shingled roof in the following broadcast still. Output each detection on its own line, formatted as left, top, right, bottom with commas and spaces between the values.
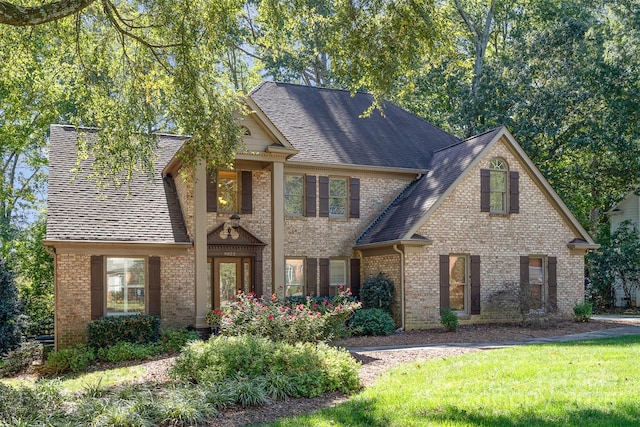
46, 125, 190, 243
249, 82, 460, 169
356, 127, 503, 246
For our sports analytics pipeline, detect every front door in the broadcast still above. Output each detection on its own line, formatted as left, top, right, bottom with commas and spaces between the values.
209, 257, 253, 309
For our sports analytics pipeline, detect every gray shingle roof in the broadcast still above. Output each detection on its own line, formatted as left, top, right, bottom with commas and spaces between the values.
46, 125, 190, 243
357, 127, 503, 246
249, 82, 460, 169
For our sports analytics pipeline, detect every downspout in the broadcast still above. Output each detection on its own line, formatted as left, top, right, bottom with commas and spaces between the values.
392, 244, 405, 330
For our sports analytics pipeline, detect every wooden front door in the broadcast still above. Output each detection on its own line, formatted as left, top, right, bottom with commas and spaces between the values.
210, 257, 253, 309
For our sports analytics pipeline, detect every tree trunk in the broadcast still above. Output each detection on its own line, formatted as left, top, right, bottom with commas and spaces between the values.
0, 0, 95, 26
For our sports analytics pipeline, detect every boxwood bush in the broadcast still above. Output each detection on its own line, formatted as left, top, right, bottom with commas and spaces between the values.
87, 315, 160, 348
348, 308, 396, 336
359, 273, 395, 314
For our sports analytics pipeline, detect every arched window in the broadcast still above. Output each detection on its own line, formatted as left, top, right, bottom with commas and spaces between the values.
489, 158, 508, 213
241, 126, 251, 136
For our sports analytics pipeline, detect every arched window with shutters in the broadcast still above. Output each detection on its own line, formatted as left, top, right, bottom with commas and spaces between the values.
480, 158, 519, 214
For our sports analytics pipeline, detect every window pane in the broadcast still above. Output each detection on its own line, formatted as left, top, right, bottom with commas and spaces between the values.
285, 176, 304, 216
529, 258, 544, 284
490, 192, 505, 212
449, 256, 466, 312
329, 178, 347, 218
450, 285, 465, 311
490, 170, 506, 191
217, 171, 238, 212
219, 262, 237, 307
106, 258, 146, 315
329, 260, 347, 287
285, 258, 304, 297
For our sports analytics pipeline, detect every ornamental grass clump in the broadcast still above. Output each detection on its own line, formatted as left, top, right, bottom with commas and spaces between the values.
213, 290, 360, 344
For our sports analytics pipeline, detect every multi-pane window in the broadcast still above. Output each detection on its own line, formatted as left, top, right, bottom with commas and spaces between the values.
285, 258, 305, 297
449, 255, 467, 312
106, 257, 146, 315
329, 259, 347, 288
329, 177, 347, 218
528, 257, 544, 309
489, 159, 507, 213
285, 175, 304, 216
217, 171, 238, 212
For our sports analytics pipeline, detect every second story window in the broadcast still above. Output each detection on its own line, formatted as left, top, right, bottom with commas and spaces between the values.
285, 175, 304, 216
489, 159, 507, 213
329, 177, 347, 218
217, 171, 238, 213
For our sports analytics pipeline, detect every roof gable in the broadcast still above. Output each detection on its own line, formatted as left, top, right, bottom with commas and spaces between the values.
357, 127, 596, 247
46, 125, 190, 244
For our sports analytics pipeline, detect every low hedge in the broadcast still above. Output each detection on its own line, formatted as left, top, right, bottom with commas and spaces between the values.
87, 315, 160, 348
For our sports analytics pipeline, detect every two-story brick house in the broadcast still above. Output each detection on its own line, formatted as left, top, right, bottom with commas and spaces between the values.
45, 82, 598, 349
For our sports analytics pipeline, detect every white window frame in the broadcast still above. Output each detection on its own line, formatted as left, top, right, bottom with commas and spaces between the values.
105, 257, 147, 316
449, 254, 469, 313
329, 258, 348, 289
489, 158, 508, 214
329, 177, 348, 219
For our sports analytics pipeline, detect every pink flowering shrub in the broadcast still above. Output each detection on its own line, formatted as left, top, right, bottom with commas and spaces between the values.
216, 290, 361, 344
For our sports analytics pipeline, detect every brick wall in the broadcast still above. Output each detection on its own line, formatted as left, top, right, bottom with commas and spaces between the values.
401, 137, 586, 329
362, 253, 402, 325
55, 251, 195, 349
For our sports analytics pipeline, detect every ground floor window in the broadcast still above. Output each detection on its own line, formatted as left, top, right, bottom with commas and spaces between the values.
285, 258, 305, 297
449, 255, 468, 312
330, 259, 347, 291
528, 257, 545, 310
106, 257, 146, 315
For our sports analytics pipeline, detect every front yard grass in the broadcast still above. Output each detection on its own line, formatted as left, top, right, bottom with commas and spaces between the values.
265, 335, 640, 427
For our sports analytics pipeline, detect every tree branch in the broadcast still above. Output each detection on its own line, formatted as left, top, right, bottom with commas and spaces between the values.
0, 0, 96, 26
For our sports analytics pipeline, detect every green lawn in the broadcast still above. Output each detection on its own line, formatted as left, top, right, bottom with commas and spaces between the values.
264, 335, 640, 427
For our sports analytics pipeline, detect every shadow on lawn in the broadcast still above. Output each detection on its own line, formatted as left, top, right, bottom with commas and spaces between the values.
420, 403, 640, 427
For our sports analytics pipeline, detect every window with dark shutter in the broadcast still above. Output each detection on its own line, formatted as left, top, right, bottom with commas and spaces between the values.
350, 258, 361, 297
349, 178, 360, 218
148, 256, 161, 316
509, 171, 519, 214
319, 176, 329, 217
439, 254, 450, 309
548, 257, 557, 312
470, 255, 481, 315
319, 258, 330, 296
91, 256, 104, 320
480, 169, 490, 212
241, 171, 252, 214
305, 175, 316, 217
307, 258, 318, 296
206, 172, 217, 212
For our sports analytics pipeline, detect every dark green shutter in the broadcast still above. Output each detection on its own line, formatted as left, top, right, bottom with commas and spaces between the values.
439, 255, 450, 309
480, 169, 490, 212
548, 257, 557, 313
148, 256, 161, 316
319, 176, 329, 217
307, 258, 318, 296
350, 258, 361, 297
349, 178, 360, 218
470, 255, 481, 315
206, 172, 217, 212
319, 258, 330, 296
241, 171, 252, 214
509, 171, 519, 214
91, 256, 104, 320
305, 175, 316, 217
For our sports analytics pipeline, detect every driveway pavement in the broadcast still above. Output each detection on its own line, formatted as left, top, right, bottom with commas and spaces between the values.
347, 315, 640, 353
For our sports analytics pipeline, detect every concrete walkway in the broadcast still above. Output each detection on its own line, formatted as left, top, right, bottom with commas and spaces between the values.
347, 315, 640, 353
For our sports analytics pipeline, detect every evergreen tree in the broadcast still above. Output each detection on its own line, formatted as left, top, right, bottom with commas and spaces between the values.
0, 258, 23, 354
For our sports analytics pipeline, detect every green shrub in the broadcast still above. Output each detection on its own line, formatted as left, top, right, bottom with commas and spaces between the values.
573, 301, 593, 322
87, 315, 160, 348
171, 335, 361, 399
40, 345, 95, 375
359, 273, 395, 314
158, 328, 199, 353
348, 308, 396, 336
440, 307, 459, 332
219, 292, 360, 344
96, 341, 161, 363
0, 258, 24, 354
0, 341, 43, 377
